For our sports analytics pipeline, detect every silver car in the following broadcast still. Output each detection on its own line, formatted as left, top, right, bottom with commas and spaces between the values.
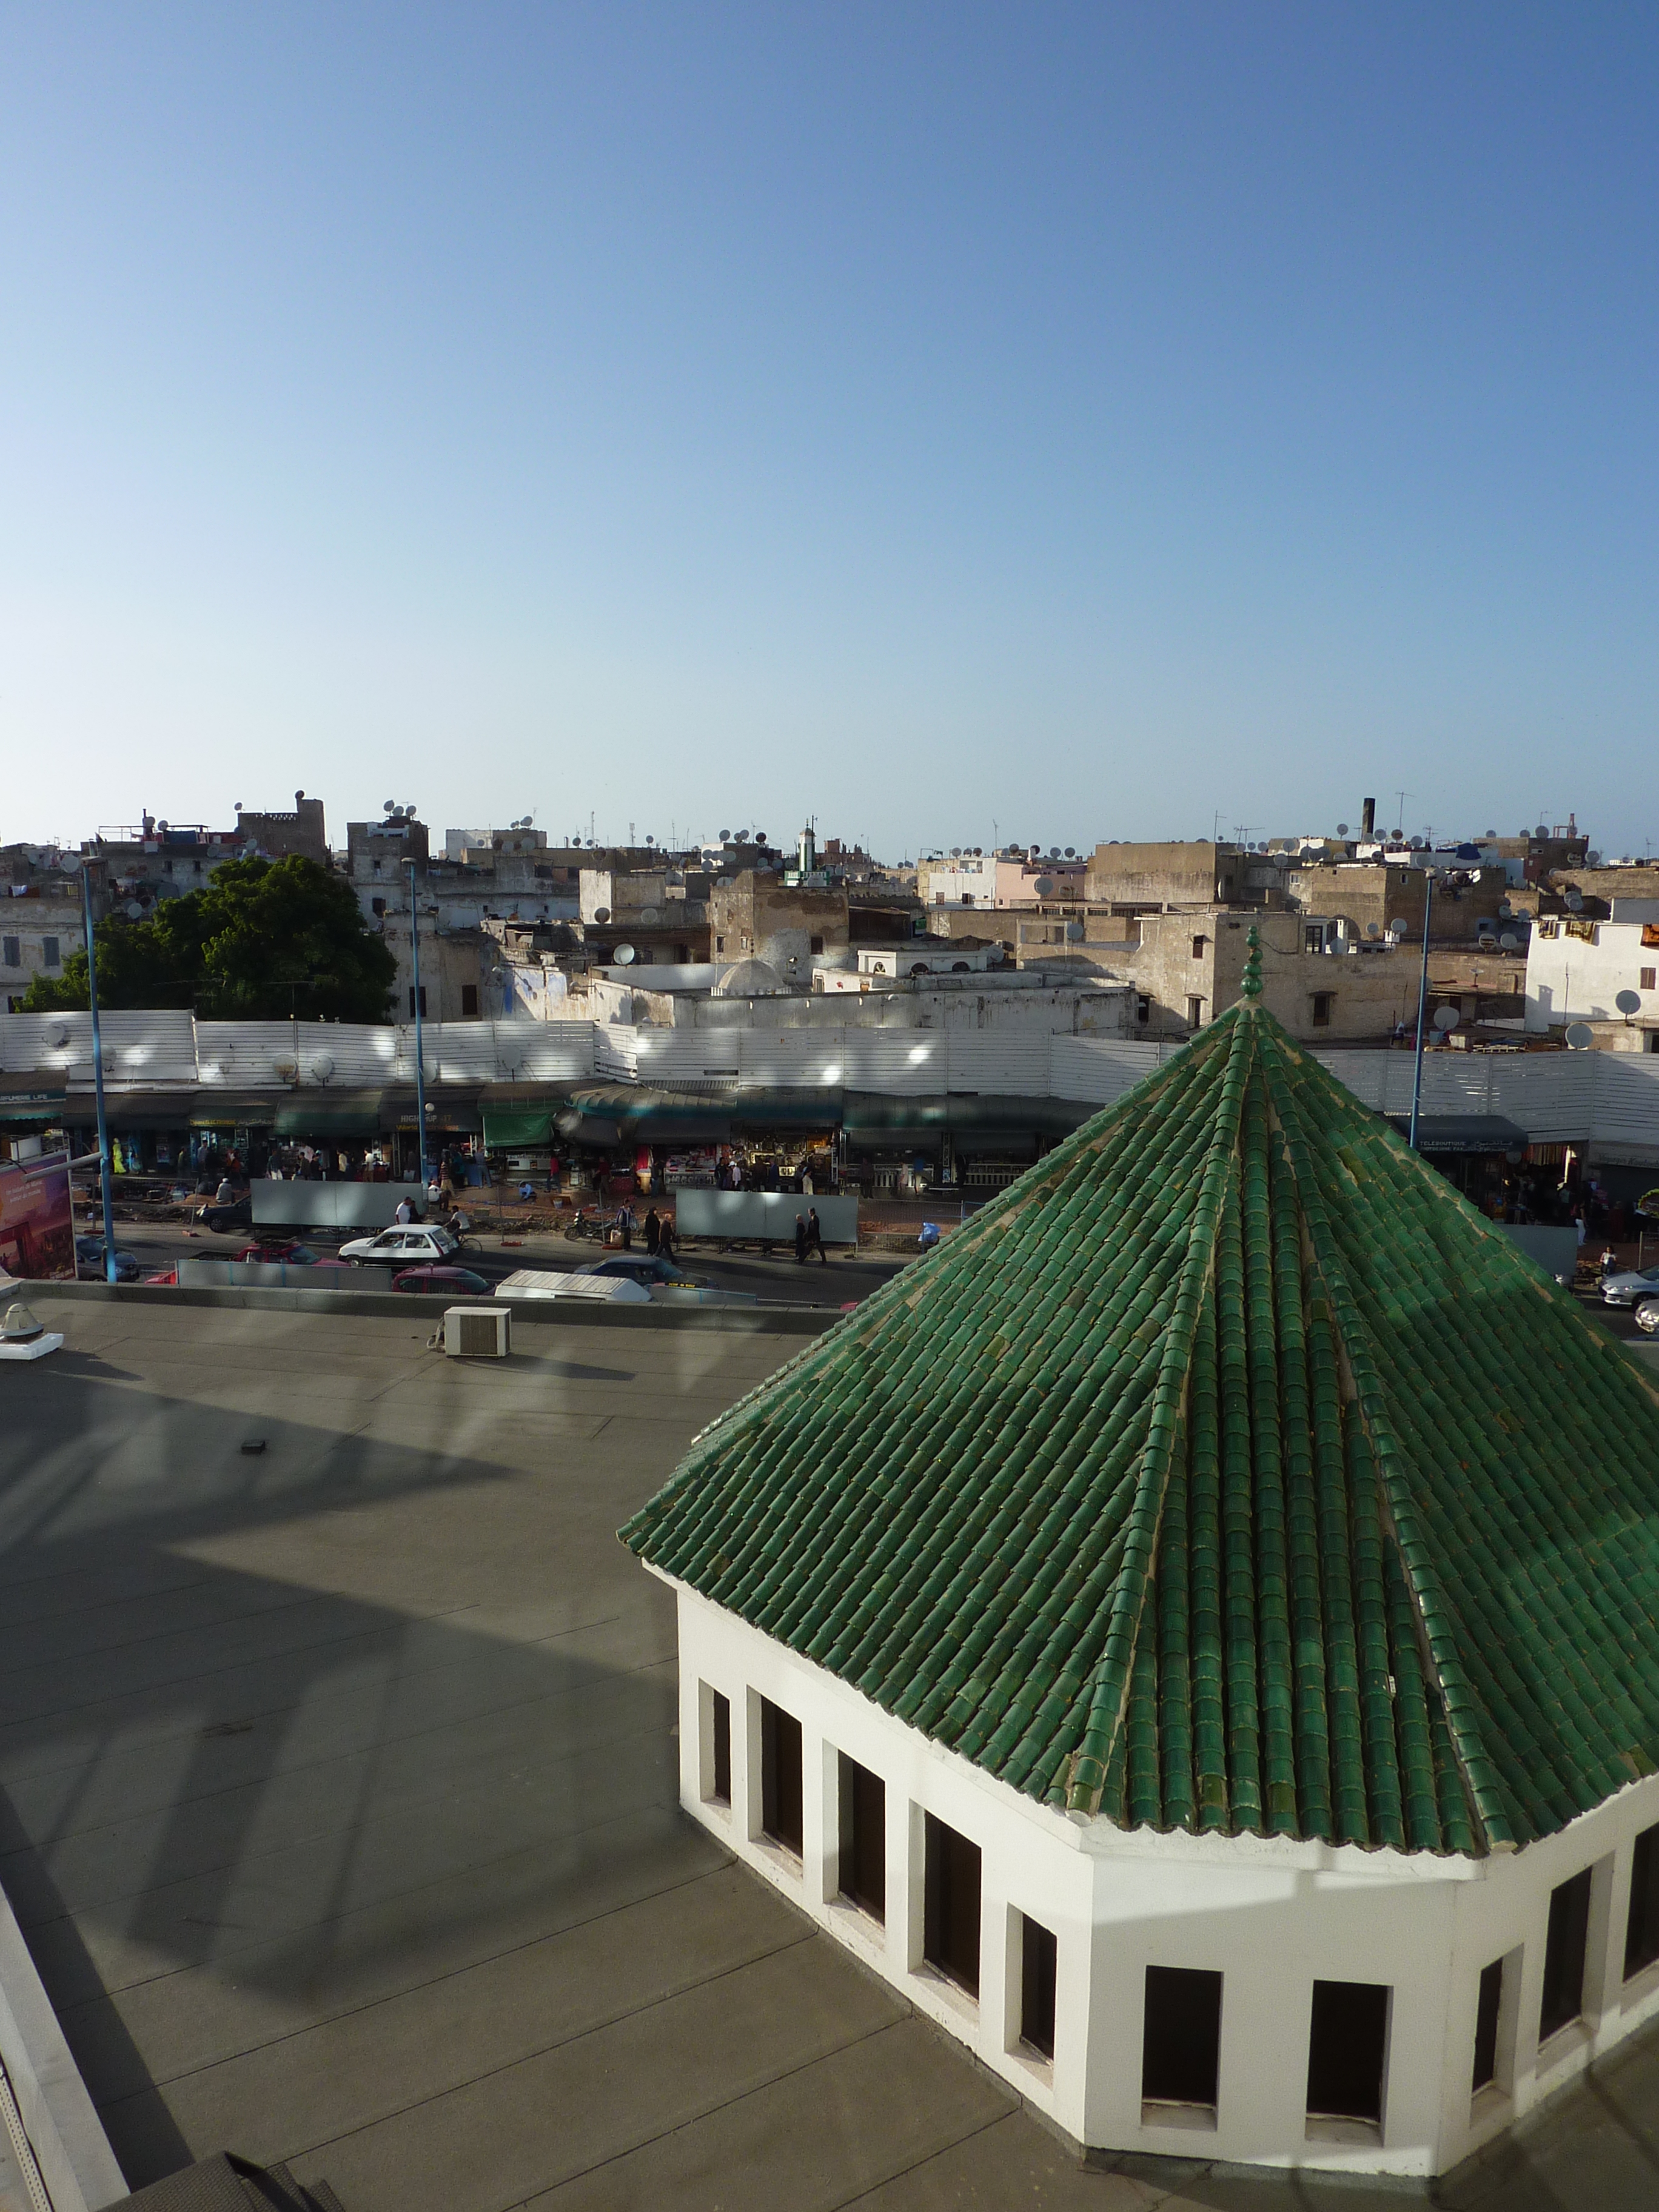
339, 1224, 459, 1267
1600, 1264, 1659, 1309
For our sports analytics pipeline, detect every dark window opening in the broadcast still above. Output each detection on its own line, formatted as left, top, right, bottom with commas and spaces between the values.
42, 937, 59, 968
1472, 1959, 1503, 2092
675, 942, 690, 964
1142, 1965, 1221, 2108
1021, 1916, 1058, 2061
1191, 934, 1206, 959
1306, 1980, 1389, 2124
1627, 1825, 1659, 1979
1541, 1867, 1592, 2041
1, 937, 17, 969
460, 984, 479, 1017
922, 1812, 980, 1997
1305, 925, 1325, 954
837, 1754, 885, 1921
759, 1697, 803, 1857
1312, 991, 1333, 1027
810, 934, 825, 954
709, 1689, 731, 1806
715, 934, 725, 953
1136, 994, 1151, 1026
1187, 996, 1204, 1028
370, 896, 386, 917
408, 985, 427, 1017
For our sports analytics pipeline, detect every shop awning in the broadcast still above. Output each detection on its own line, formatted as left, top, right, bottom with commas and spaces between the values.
842, 1093, 1094, 1141
483, 1106, 555, 1148
188, 1093, 278, 1129
273, 1090, 385, 1138
378, 1087, 481, 1134
557, 1087, 733, 1145
1382, 1113, 1530, 1155
0, 1076, 66, 1124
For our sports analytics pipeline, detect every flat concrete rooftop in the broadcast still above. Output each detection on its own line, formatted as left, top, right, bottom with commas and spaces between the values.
2, 1293, 1658, 2212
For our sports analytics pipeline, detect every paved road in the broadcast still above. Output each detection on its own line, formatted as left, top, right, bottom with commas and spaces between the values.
74, 1218, 915, 1311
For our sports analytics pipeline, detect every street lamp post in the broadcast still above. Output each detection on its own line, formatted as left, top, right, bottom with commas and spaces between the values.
79, 863, 118, 1280
405, 859, 429, 1198
1408, 868, 1436, 1153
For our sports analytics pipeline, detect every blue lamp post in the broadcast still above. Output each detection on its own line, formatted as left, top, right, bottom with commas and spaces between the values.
405, 857, 429, 1198
79, 862, 118, 1280
1407, 868, 1436, 1153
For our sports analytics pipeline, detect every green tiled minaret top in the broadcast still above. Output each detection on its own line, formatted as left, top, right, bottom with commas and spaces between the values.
622, 1000, 1659, 1857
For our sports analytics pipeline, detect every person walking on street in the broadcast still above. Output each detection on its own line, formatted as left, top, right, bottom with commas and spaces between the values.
805, 1207, 826, 1264
395, 1195, 414, 1224
659, 1215, 676, 1264
617, 1201, 634, 1252
645, 1206, 661, 1256
794, 1213, 807, 1264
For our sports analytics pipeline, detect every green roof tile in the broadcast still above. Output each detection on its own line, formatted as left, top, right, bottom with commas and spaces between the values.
622, 994, 1659, 1856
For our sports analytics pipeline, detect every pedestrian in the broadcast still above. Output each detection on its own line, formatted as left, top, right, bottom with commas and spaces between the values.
618, 1201, 634, 1252
794, 1213, 807, 1264
806, 1206, 826, 1264
395, 1195, 414, 1224
645, 1205, 662, 1256
659, 1214, 676, 1263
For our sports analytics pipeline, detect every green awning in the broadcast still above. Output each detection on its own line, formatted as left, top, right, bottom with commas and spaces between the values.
483, 1107, 554, 1148
0, 1094, 65, 1124
273, 1094, 384, 1138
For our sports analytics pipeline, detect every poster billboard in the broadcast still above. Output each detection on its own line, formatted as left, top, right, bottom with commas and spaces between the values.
0, 1149, 74, 1280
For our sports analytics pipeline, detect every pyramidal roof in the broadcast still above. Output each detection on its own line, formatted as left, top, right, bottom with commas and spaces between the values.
622, 962, 1659, 1858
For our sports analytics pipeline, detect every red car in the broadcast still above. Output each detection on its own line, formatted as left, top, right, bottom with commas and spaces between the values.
390, 1264, 495, 1298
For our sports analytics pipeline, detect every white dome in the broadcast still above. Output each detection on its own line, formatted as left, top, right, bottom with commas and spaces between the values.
712, 957, 789, 997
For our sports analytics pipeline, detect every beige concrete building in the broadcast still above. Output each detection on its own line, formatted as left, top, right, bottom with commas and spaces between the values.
235, 790, 328, 864
1123, 911, 1422, 1042
1285, 860, 1509, 944
709, 871, 850, 982
1084, 840, 1246, 910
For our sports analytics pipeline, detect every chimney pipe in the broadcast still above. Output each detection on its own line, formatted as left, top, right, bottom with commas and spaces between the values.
1361, 797, 1376, 838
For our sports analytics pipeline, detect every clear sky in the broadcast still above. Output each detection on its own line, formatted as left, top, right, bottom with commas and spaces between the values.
2, 4, 1655, 860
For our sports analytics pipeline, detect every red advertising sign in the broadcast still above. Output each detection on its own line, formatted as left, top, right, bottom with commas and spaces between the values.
0, 1150, 74, 1279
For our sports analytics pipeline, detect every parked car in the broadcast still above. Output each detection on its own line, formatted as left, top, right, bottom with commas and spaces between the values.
75, 1236, 142, 1282
201, 1196, 253, 1234
575, 1253, 708, 1290
390, 1264, 495, 1298
233, 1241, 324, 1265
338, 1225, 459, 1267
1600, 1264, 1659, 1308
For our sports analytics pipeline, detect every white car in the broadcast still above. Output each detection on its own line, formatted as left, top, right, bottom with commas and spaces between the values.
1601, 1264, 1659, 1308
339, 1225, 458, 1267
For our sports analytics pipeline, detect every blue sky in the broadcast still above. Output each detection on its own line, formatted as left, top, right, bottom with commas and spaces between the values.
2, 4, 1655, 859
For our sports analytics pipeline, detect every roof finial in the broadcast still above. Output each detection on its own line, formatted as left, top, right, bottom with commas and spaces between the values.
1241, 925, 1262, 999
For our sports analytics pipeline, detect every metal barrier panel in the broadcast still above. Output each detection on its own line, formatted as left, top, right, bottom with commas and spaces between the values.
252, 1184, 411, 1228
674, 1191, 859, 1244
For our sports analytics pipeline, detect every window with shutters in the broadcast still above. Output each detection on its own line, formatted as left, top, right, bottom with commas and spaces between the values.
1, 937, 17, 970
1643, 969, 1657, 993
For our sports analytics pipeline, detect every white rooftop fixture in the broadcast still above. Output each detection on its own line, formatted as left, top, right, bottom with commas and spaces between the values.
442, 1307, 512, 1358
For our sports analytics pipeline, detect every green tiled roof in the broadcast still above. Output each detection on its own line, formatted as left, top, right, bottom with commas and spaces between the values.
622, 995, 1659, 1856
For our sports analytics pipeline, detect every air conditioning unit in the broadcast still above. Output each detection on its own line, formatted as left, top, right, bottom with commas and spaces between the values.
443, 1305, 511, 1359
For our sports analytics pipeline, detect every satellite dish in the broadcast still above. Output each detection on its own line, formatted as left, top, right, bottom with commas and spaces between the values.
951, 847, 961, 858
1064, 846, 1075, 858
614, 944, 636, 966
1500, 931, 1519, 950
1336, 822, 1349, 836
1389, 917, 1409, 936
594, 907, 611, 924
273, 1054, 299, 1080
1535, 825, 1549, 839
48, 1023, 69, 1050
312, 1053, 335, 1081
1498, 900, 1513, 918
1587, 851, 1603, 866
1366, 922, 1381, 939
639, 906, 660, 927
1065, 921, 1084, 942
124, 900, 142, 919
1033, 876, 1055, 897
1564, 1022, 1595, 1050
1433, 1007, 1460, 1033
1410, 836, 1425, 849
719, 828, 731, 841
1566, 890, 1584, 912
1617, 989, 1643, 1015
384, 800, 397, 813
1049, 846, 1061, 858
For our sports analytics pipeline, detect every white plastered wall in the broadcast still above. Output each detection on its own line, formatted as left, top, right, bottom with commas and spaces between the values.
662, 1576, 1659, 2178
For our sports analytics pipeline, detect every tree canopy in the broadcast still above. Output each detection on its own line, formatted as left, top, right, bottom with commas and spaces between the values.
21, 857, 399, 1022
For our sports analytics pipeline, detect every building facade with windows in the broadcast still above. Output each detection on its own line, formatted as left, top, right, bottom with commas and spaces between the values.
625, 970, 1659, 2177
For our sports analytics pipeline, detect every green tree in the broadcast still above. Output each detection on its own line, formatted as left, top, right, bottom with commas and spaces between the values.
20, 857, 398, 1022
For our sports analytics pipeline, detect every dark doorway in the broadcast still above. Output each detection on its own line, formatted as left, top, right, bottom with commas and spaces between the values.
1627, 1825, 1659, 1980
759, 1697, 803, 1857
709, 1689, 731, 1806
837, 1754, 885, 1920
923, 1813, 980, 1997
1472, 1959, 1503, 2092
1306, 1981, 1389, 2125
1541, 1868, 1592, 2041
1020, 1917, 1058, 2060
1141, 1966, 1222, 2108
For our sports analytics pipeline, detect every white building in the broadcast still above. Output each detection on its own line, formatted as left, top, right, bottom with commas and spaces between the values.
624, 965, 1659, 2178
1526, 900, 1659, 1045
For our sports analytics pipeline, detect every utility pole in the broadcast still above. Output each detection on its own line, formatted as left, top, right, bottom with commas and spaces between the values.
80, 862, 118, 1280
405, 859, 429, 1197
1408, 870, 1435, 1153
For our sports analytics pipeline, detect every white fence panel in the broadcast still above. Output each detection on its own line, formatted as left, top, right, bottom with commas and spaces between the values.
1047, 1038, 1172, 1105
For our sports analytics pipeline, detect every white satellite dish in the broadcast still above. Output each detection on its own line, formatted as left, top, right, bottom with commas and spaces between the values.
48, 1023, 69, 1050
1617, 989, 1643, 1016
1433, 1007, 1460, 1033
273, 1054, 299, 1080
614, 944, 636, 966
1500, 931, 1519, 950
1564, 1022, 1595, 1050
312, 1053, 335, 1081
124, 900, 142, 919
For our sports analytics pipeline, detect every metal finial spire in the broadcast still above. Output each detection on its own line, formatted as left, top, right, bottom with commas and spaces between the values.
1241, 925, 1262, 999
